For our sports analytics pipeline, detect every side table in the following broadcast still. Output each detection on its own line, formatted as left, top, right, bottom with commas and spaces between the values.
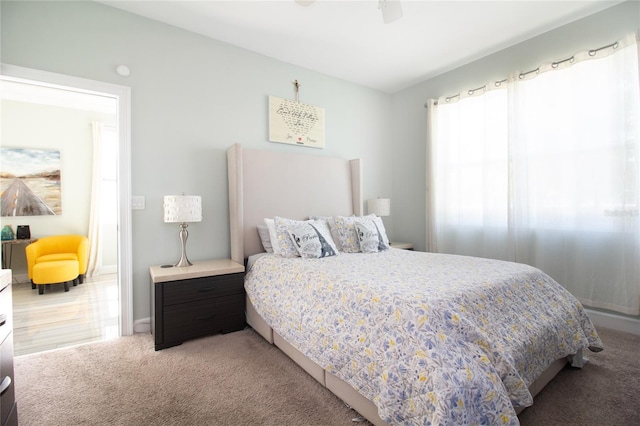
389, 242, 414, 250
1, 238, 37, 270
150, 259, 245, 351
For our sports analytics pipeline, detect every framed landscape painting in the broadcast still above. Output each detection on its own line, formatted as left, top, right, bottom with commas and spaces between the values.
0, 147, 61, 216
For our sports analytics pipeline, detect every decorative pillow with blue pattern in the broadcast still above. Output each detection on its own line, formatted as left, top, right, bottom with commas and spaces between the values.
288, 221, 339, 259
333, 215, 364, 253
273, 217, 308, 257
355, 217, 390, 253
334, 215, 389, 253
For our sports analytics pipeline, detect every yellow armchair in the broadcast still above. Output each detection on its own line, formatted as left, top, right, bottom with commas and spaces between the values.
26, 235, 89, 293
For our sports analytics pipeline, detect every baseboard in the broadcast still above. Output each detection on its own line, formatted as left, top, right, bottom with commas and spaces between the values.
586, 308, 640, 336
133, 317, 151, 333
11, 273, 29, 284
12, 270, 118, 283
99, 265, 117, 275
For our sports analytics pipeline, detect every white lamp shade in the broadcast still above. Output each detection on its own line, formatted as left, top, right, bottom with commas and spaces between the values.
367, 198, 391, 217
163, 195, 202, 223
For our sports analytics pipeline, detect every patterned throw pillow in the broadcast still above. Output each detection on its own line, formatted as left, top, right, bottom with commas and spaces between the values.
371, 216, 390, 246
308, 215, 343, 252
354, 217, 390, 253
333, 215, 383, 253
332, 216, 361, 253
287, 221, 339, 259
273, 217, 308, 258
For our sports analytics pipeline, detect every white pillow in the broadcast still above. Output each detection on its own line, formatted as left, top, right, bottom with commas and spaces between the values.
355, 217, 390, 253
288, 221, 339, 258
264, 218, 281, 255
256, 224, 273, 253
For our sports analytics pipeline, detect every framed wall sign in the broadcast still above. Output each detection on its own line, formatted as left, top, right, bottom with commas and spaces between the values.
268, 96, 325, 149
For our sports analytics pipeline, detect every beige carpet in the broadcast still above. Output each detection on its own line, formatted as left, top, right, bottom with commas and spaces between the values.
518, 326, 640, 425
14, 326, 639, 425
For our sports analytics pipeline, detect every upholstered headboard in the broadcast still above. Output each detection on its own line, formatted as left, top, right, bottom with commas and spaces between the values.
227, 143, 363, 263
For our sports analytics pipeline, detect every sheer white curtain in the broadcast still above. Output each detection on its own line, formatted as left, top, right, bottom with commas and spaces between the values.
427, 89, 510, 261
87, 122, 104, 277
428, 34, 640, 315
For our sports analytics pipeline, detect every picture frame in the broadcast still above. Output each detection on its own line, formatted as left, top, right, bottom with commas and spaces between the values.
0, 147, 61, 216
268, 96, 325, 149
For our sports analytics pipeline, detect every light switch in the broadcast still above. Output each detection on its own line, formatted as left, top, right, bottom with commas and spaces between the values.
131, 195, 145, 210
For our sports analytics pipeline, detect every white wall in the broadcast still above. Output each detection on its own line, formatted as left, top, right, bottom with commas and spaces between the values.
0, 1, 393, 321
1, 99, 116, 274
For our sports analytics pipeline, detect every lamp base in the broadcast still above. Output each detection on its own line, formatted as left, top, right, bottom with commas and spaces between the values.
175, 223, 193, 267
175, 257, 192, 268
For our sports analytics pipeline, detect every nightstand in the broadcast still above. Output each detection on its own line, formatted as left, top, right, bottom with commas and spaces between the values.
389, 242, 414, 250
150, 259, 245, 351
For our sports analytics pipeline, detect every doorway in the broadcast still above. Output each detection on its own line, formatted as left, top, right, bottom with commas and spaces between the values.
0, 64, 133, 349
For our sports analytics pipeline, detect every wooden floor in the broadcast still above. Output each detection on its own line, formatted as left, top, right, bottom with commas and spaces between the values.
12, 274, 119, 356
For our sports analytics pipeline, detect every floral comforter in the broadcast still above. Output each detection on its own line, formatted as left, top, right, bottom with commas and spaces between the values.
244, 249, 603, 425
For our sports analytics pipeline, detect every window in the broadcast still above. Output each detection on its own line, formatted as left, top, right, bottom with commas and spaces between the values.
428, 35, 640, 315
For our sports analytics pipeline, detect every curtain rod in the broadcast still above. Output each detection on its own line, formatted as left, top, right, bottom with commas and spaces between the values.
424, 38, 624, 108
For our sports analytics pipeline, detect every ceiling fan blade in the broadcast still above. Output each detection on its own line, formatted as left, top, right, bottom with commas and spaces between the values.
380, 0, 403, 24
295, 0, 403, 25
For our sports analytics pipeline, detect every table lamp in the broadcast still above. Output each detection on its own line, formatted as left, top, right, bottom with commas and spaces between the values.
163, 195, 202, 267
367, 198, 391, 217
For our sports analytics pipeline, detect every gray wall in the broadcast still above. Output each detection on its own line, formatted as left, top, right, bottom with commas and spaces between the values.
1, 1, 393, 321
390, 0, 640, 252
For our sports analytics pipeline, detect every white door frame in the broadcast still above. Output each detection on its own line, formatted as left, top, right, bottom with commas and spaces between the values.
1, 63, 134, 336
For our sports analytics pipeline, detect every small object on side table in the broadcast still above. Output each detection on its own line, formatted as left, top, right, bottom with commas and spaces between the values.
0, 226, 14, 241
15, 226, 30, 240
150, 259, 245, 351
389, 242, 414, 250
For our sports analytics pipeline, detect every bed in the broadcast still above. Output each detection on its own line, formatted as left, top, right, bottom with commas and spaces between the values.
226, 143, 603, 425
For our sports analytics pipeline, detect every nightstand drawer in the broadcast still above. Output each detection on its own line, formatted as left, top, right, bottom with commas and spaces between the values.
163, 272, 244, 306
163, 294, 245, 342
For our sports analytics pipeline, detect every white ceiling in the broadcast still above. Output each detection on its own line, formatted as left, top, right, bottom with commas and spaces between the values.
99, 0, 622, 93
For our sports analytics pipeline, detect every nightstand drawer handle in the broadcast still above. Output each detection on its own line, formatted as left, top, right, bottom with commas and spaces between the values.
198, 286, 218, 293
0, 376, 11, 397
0, 313, 6, 327
196, 314, 217, 321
